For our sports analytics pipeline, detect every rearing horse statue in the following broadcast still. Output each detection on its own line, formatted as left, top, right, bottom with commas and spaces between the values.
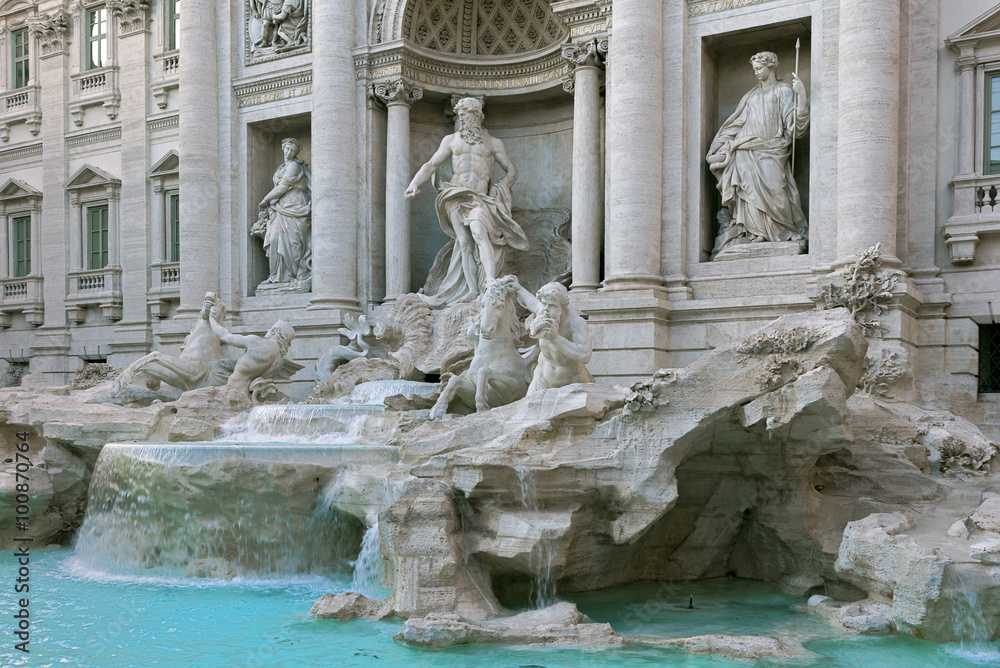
429, 276, 535, 419
111, 293, 234, 396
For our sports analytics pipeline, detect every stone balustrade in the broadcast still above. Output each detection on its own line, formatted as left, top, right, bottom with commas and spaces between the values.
0, 85, 41, 141
69, 66, 121, 125
0, 275, 44, 326
66, 266, 122, 322
148, 261, 180, 318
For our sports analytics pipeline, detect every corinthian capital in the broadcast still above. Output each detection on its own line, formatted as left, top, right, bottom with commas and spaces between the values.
28, 11, 70, 57
370, 78, 424, 107
562, 39, 604, 69
108, 0, 152, 36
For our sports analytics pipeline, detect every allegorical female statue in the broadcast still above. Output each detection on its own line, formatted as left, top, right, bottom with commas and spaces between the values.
252, 137, 312, 292
707, 51, 809, 257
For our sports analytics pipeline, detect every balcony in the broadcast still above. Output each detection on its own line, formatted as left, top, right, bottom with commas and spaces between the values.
69, 66, 120, 126
148, 261, 180, 318
0, 275, 43, 327
152, 51, 179, 110
66, 266, 122, 322
946, 174, 1000, 265
0, 85, 42, 141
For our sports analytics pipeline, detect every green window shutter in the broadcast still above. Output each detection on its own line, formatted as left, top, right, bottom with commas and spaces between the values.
12, 216, 31, 278
87, 205, 109, 270
169, 193, 180, 262
12, 29, 29, 89
169, 0, 180, 51
87, 8, 108, 70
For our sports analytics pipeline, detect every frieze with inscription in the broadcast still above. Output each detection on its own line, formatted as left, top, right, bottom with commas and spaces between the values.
237, 84, 312, 109
687, 0, 771, 17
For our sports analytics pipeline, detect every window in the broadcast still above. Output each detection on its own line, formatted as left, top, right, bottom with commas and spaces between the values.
86, 7, 108, 70
981, 325, 1000, 393
12, 215, 30, 277
11, 29, 28, 89
87, 205, 109, 270
168, 192, 180, 262
168, 0, 180, 50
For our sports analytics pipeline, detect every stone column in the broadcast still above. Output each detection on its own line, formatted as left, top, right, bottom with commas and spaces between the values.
603, 0, 663, 288
310, 0, 360, 310
371, 79, 422, 301
836, 0, 901, 266
69, 194, 82, 271
29, 203, 40, 274
24, 12, 73, 385
563, 40, 605, 292
107, 187, 121, 266
177, 0, 219, 315
956, 55, 976, 177
152, 183, 165, 261
110, 1, 153, 359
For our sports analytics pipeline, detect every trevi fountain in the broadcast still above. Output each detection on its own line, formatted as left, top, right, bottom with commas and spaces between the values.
1, 0, 1000, 666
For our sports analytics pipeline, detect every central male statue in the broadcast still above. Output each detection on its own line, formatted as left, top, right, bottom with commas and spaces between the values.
405, 97, 528, 308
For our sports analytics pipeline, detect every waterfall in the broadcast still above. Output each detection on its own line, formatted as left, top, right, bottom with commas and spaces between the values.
219, 403, 384, 444
73, 443, 396, 579
945, 570, 1000, 663
515, 464, 557, 609
349, 521, 390, 599
347, 379, 440, 405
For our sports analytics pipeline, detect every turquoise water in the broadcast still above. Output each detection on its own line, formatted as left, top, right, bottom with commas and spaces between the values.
1, 549, 997, 667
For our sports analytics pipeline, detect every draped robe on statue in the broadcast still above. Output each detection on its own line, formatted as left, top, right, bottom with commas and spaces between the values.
708, 80, 809, 250
421, 180, 528, 308
263, 159, 311, 284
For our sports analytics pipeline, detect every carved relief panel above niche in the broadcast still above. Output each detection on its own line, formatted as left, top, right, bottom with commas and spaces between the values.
245, 0, 311, 65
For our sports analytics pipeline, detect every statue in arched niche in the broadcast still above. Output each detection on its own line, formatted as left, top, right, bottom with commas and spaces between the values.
252, 137, 312, 292
707, 51, 809, 258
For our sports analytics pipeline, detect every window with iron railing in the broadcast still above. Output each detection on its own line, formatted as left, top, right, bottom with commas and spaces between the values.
981, 324, 1000, 393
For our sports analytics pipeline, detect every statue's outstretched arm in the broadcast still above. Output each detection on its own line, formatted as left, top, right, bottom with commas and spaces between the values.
208, 315, 251, 350
405, 135, 453, 198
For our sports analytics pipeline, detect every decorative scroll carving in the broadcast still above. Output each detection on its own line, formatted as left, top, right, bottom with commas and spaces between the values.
370, 78, 424, 107
108, 0, 151, 35
28, 12, 70, 57
561, 39, 602, 68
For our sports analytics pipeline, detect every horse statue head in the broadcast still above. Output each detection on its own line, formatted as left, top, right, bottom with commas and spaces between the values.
475, 275, 524, 342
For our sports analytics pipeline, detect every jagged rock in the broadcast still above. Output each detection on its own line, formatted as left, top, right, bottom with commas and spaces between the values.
310, 592, 395, 620
804, 598, 894, 633
971, 496, 1000, 533
947, 519, 970, 539
637, 634, 811, 660
167, 416, 216, 442
394, 602, 623, 648
970, 535, 1000, 565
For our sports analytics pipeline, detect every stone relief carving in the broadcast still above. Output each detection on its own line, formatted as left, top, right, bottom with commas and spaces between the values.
28, 11, 70, 56
624, 369, 677, 415
513, 278, 593, 393
707, 51, 809, 259
818, 243, 899, 337
247, 0, 310, 60
107, 0, 151, 35
858, 346, 908, 397
370, 78, 423, 107
207, 302, 302, 403
112, 293, 235, 396
429, 276, 534, 418
314, 314, 371, 383
252, 137, 312, 293
406, 97, 528, 308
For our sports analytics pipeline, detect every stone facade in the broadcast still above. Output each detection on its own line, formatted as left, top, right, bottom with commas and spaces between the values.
0, 0, 998, 405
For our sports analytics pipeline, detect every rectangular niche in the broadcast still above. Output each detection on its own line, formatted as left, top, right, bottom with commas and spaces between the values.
246, 114, 311, 297
699, 18, 812, 262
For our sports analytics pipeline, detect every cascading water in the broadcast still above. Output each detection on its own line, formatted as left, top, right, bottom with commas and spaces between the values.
346, 379, 440, 405
515, 464, 558, 609
74, 385, 407, 581
945, 570, 1000, 664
